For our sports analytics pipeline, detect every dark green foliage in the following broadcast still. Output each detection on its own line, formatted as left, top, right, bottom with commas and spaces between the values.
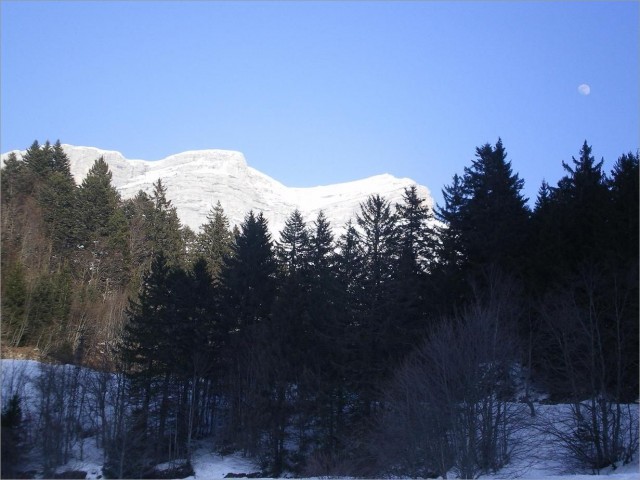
547, 141, 610, 271
220, 211, 276, 330
196, 201, 233, 280
40, 172, 79, 252
433, 139, 529, 320
26, 268, 73, 347
1, 262, 28, 346
23, 139, 51, 178
303, 211, 350, 457
149, 179, 184, 265
608, 151, 639, 264
1, 152, 26, 203
218, 211, 277, 457
121, 252, 175, 377
77, 157, 131, 287
78, 157, 120, 239
19, 140, 80, 256
433, 173, 468, 310
2, 137, 638, 477
51, 140, 73, 177
462, 139, 529, 271
350, 194, 399, 418
377, 187, 434, 364
528, 142, 639, 401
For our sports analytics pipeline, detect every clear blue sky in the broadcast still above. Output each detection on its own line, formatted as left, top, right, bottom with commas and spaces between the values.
1, 1, 638, 207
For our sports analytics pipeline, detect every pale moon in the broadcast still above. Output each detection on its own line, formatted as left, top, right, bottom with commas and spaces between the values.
578, 84, 591, 95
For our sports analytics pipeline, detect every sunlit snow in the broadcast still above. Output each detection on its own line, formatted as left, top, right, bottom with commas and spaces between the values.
1, 145, 434, 235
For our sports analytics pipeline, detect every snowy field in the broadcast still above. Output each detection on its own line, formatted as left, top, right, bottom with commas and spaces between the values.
1, 359, 638, 479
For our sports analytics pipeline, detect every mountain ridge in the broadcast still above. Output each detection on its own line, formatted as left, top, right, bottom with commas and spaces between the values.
2, 145, 434, 235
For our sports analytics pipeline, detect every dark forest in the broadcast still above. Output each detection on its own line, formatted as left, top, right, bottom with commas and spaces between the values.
1, 139, 638, 478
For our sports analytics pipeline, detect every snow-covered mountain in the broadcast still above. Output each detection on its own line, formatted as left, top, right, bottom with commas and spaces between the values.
2, 145, 433, 234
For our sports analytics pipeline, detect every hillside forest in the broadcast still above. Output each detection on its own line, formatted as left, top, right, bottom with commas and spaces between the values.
1, 139, 638, 478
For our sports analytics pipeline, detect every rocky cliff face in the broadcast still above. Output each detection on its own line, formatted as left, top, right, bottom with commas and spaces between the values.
2, 145, 434, 234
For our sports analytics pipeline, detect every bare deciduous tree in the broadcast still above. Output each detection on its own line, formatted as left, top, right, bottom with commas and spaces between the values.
537, 265, 639, 472
372, 275, 529, 478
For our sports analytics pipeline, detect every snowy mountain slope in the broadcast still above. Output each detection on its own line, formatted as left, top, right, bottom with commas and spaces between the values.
1, 145, 433, 234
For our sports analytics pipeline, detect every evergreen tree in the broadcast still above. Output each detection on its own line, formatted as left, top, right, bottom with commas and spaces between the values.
527, 180, 558, 293
38, 170, 79, 255
352, 194, 399, 418
23, 140, 50, 179
196, 201, 233, 280
220, 211, 277, 330
356, 194, 398, 296
26, 268, 73, 348
435, 173, 467, 271
560, 141, 609, 256
77, 157, 131, 286
181, 225, 199, 266
531, 141, 610, 281
268, 210, 314, 473
121, 252, 174, 379
124, 190, 156, 280
1, 152, 26, 203
78, 157, 120, 238
461, 139, 529, 272
275, 209, 311, 275
218, 211, 277, 456
149, 179, 184, 265
435, 140, 529, 313
529, 143, 638, 401
51, 140, 72, 177
335, 219, 365, 306
305, 211, 349, 456
432, 173, 469, 314
607, 151, 638, 264
120, 252, 181, 466
388, 186, 434, 354
1, 262, 28, 347
21, 141, 80, 256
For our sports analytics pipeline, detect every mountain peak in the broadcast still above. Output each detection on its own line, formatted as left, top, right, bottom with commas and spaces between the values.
2, 145, 433, 234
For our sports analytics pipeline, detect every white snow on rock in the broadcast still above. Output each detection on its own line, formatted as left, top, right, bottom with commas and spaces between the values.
1, 145, 434, 235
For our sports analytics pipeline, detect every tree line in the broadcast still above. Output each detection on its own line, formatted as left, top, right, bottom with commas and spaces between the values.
1, 139, 638, 477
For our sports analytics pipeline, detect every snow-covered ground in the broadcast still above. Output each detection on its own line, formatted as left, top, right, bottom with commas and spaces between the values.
1, 359, 638, 479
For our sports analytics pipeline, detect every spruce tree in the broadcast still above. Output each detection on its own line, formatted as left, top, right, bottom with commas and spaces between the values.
534, 141, 610, 278
220, 211, 276, 330
435, 173, 467, 272
335, 219, 365, 306
607, 151, 638, 264
388, 186, 434, 354
461, 139, 529, 272
23, 140, 50, 179
434, 140, 529, 313
306, 211, 348, 456
353, 194, 399, 418
196, 201, 233, 280
275, 209, 310, 275
149, 178, 184, 265
21, 141, 80, 256
1, 152, 26, 203
121, 252, 174, 378
51, 140, 72, 177
78, 157, 120, 238
218, 211, 277, 456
